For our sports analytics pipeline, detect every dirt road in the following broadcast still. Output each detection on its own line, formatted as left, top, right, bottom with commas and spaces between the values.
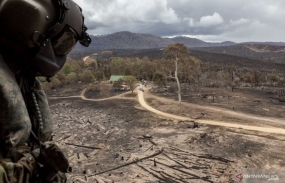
49, 85, 285, 182
51, 86, 285, 134
137, 87, 285, 135
50, 88, 135, 101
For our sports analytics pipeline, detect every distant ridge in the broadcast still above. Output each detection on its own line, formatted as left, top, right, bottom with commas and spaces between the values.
75, 31, 237, 50
243, 42, 285, 46
74, 31, 285, 50
69, 31, 285, 68
89, 31, 170, 49
191, 43, 285, 64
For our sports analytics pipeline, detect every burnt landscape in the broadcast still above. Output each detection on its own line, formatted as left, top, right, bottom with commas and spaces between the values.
1, 0, 285, 182
42, 31, 285, 183
48, 82, 285, 183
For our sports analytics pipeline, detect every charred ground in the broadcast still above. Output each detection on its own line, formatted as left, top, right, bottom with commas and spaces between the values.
48, 83, 285, 183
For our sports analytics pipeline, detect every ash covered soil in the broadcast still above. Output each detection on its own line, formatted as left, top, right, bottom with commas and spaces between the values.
48, 87, 285, 183
150, 85, 285, 119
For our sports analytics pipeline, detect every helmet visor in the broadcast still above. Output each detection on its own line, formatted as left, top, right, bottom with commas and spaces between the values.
52, 29, 77, 55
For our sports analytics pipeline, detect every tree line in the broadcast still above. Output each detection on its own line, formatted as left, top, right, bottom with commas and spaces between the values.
42, 43, 285, 93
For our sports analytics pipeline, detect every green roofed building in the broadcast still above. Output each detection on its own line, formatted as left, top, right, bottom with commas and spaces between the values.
109, 75, 125, 82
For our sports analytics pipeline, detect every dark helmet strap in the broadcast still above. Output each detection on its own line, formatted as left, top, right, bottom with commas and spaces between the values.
32, 0, 67, 47
32, 32, 48, 47
55, 0, 71, 23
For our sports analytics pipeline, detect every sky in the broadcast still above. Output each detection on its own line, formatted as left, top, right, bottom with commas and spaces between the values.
73, 0, 285, 43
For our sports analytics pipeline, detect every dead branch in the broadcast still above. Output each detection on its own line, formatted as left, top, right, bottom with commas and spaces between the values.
138, 135, 157, 146
136, 162, 167, 182
171, 156, 202, 167
162, 152, 188, 169
65, 143, 101, 150
150, 168, 183, 183
149, 139, 157, 145
88, 149, 164, 177
167, 146, 190, 154
55, 135, 72, 142
83, 153, 89, 159
195, 154, 234, 163
126, 153, 132, 161
155, 160, 213, 183
144, 145, 154, 152
160, 172, 180, 183
167, 146, 234, 163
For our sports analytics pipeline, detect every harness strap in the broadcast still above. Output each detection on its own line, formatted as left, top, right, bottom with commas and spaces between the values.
17, 153, 36, 176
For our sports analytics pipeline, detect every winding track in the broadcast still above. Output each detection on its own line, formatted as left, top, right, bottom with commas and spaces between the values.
50, 88, 135, 101
137, 87, 285, 135
50, 87, 285, 135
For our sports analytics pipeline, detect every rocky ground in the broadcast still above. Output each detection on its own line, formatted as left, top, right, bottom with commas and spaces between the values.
48, 84, 285, 183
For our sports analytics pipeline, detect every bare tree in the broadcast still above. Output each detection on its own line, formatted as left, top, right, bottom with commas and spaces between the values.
164, 43, 190, 111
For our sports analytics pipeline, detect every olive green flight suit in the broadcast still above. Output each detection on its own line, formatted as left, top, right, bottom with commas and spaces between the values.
0, 54, 67, 182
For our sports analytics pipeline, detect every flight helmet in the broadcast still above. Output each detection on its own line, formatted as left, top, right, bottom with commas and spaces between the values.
0, 0, 91, 77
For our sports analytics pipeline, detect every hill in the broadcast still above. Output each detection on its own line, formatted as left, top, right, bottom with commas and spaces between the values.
106, 48, 285, 73
74, 31, 236, 50
192, 44, 285, 64
72, 31, 285, 63
89, 31, 170, 50
69, 31, 285, 72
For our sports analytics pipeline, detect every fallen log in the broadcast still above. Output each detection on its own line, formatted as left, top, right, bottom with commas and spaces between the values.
65, 143, 101, 150
88, 149, 164, 177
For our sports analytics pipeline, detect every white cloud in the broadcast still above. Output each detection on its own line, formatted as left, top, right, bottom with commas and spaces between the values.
229, 18, 250, 26
188, 12, 224, 27
74, 0, 179, 25
72, 0, 285, 42
189, 34, 224, 42
198, 12, 224, 27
